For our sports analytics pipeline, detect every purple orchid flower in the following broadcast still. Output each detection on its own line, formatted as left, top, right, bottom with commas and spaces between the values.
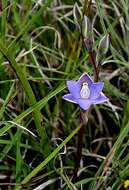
63, 73, 108, 110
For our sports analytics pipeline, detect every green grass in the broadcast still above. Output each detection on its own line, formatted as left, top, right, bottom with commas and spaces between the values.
0, 0, 129, 189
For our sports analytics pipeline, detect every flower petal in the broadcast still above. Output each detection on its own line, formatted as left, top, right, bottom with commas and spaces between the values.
77, 73, 93, 85
77, 99, 91, 110
66, 81, 80, 98
92, 94, 108, 104
62, 94, 77, 104
90, 82, 104, 99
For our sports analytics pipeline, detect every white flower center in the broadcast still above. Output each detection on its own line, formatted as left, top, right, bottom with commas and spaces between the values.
80, 82, 90, 99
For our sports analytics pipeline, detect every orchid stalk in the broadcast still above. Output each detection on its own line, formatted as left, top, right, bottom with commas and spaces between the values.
63, 2, 109, 181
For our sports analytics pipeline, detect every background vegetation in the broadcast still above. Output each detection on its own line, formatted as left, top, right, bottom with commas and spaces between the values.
0, 0, 129, 189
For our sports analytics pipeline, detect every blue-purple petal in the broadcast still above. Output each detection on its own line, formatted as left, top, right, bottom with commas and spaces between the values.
77, 73, 93, 86
77, 99, 91, 110
62, 94, 77, 104
67, 81, 80, 98
92, 94, 108, 104
63, 73, 108, 109
90, 82, 104, 99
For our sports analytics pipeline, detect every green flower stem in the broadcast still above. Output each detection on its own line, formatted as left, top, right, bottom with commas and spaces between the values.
0, 42, 52, 156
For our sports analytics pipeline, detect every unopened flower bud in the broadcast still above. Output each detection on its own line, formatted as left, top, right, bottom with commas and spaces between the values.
82, 16, 92, 39
82, 16, 93, 52
97, 34, 110, 64
98, 34, 109, 55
